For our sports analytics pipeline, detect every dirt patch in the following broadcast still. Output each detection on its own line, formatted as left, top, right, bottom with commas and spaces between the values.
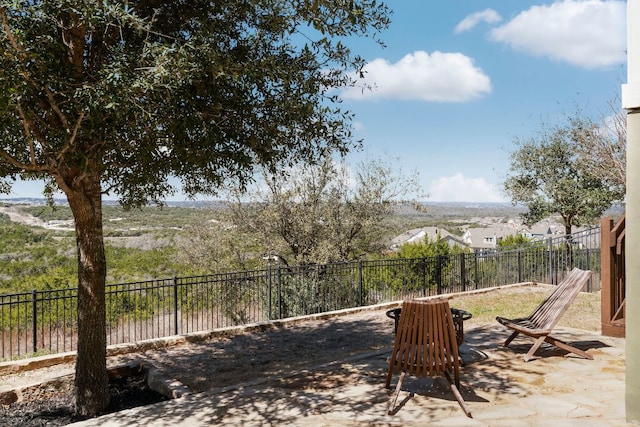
0, 372, 168, 427
0, 206, 46, 227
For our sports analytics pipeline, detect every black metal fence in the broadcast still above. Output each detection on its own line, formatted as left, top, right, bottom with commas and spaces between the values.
0, 227, 600, 361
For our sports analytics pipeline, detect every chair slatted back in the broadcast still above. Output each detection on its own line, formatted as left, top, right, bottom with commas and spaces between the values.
528, 268, 591, 330
389, 299, 459, 380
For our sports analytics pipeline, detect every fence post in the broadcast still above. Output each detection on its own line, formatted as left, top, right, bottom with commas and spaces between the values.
358, 260, 364, 307
173, 276, 179, 335
460, 253, 466, 292
474, 252, 479, 290
32, 290, 37, 354
421, 258, 427, 297
517, 251, 522, 283
548, 238, 553, 284
586, 249, 591, 292
267, 264, 272, 321
276, 267, 282, 319
436, 255, 443, 295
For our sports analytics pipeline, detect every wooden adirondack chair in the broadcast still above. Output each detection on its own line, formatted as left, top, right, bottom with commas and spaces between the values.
496, 267, 593, 362
385, 298, 472, 417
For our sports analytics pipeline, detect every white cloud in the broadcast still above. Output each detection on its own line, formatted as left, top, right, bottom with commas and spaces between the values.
428, 173, 504, 203
341, 50, 491, 102
489, 0, 625, 69
455, 9, 502, 34
352, 121, 366, 133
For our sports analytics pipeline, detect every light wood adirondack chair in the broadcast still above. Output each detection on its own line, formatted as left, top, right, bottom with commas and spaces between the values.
385, 298, 472, 417
496, 267, 594, 362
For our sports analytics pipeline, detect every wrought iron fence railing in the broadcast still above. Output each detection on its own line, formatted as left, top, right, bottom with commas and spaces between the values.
0, 227, 600, 361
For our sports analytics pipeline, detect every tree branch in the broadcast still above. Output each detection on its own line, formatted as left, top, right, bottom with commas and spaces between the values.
0, 145, 50, 174
16, 101, 37, 164
3, 7, 73, 133
69, 111, 85, 146
44, 87, 70, 130
56, 111, 85, 162
15, 100, 57, 174
52, 170, 73, 195
0, 7, 27, 62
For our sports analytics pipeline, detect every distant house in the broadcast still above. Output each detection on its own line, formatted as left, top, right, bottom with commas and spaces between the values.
391, 218, 592, 254
462, 224, 523, 252
522, 223, 563, 242
463, 219, 583, 252
390, 227, 465, 251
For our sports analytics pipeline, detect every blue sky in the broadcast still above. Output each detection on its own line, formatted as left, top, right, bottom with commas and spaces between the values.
6, 0, 627, 203
339, 0, 626, 202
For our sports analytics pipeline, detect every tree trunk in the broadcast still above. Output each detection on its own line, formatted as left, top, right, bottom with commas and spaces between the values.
67, 174, 109, 416
564, 221, 573, 270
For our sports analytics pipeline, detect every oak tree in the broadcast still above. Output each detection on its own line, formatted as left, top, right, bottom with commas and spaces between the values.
503, 118, 624, 267
225, 156, 421, 264
0, 0, 390, 415
571, 100, 626, 196
504, 119, 624, 235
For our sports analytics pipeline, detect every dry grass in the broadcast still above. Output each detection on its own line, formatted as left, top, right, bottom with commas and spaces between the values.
449, 284, 601, 332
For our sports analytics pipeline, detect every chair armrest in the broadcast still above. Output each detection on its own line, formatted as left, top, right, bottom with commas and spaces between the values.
496, 316, 551, 337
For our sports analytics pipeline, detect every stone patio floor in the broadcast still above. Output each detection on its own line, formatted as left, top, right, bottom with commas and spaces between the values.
67, 324, 632, 427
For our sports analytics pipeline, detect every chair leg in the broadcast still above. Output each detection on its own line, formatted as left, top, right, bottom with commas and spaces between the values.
385, 363, 394, 388
387, 371, 406, 415
524, 336, 547, 362
504, 330, 519, 347
444, 371, 472, 418
544, 335, 593, 360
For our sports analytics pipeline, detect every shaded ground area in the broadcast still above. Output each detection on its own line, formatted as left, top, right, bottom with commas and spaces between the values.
70, 325, 628, 427
135, 309, 395, 393
0, 309, 395, 426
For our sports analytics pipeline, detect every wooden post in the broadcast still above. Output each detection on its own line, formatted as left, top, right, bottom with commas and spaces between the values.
600, 218, 619, 337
